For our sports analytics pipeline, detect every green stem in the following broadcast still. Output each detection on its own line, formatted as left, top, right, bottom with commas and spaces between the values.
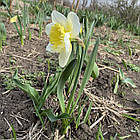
28, 28, 32, 40
39, 25, 42, 38
0, 40, 2, 51
61, 119, 69, 134
20, 36, 24, 46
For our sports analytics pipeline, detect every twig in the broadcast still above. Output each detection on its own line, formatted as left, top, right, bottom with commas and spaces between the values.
9, 53, 35, 62
59, 135, 65, 140
54, 129, 59, 140
4, 117, 12, 131
0, 66, 23, 73
98, 63, 119, 72
90, 113, 106, 129
28, 121, 40, 139
10, 114, 23, 127
10, 113, 30, 122
2, 90, 11, 95
33, 128, 43, 140
98, 63, 127, 74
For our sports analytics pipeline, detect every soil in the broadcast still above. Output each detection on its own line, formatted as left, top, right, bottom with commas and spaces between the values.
0, 9, 140, 140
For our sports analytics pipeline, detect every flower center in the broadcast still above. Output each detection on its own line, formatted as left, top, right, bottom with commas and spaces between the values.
50, 23, 66, 48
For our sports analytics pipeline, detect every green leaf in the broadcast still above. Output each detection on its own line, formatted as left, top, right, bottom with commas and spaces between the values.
114, 74, 119, 94
110, 134, 118, 140
83, 102, 92, 124
0, 22, 6, 50
13, 70, 40, 105
41, 109, 70, 122
84, 17, 89, 38
17, 14, 23, 38
122, 78, 136, 88
0, 22, 6, 40
57, 59, 77, 113
76, 104, 84, 129
85, 57, 99, 79
122, 59, 128, 70
33, 101, 44, 126
92, 62, 99, 79
66, 48, 85, 114
82, 38, 99, 90
119, 68, 125, 80
128, 46, 132, 57
85, 20, 95, 50
71, 38, 99, 114
0, 40, 2, 51
38, 73, 60, 110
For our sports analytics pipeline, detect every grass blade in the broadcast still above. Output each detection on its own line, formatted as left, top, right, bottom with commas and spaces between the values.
96, 124, 104, 140
122, 114, 140, 122
33, 101, 44, 126
10, 124, 16, 140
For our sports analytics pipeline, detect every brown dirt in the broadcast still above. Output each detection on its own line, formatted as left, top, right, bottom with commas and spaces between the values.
0, 13, 140, 140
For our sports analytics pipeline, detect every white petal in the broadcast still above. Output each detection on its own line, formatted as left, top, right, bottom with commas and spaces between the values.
51, 10, 67, 29
46, 43, 64, 53
45, 23, 54, 36
64, 33, 71, 53
59, 47, 72, 67
46, 43, 54, 53
59, 36, 72, 67
67, 12, 80, 38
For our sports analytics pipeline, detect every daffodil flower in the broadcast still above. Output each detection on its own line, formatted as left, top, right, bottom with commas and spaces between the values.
46, 10, 80, 67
